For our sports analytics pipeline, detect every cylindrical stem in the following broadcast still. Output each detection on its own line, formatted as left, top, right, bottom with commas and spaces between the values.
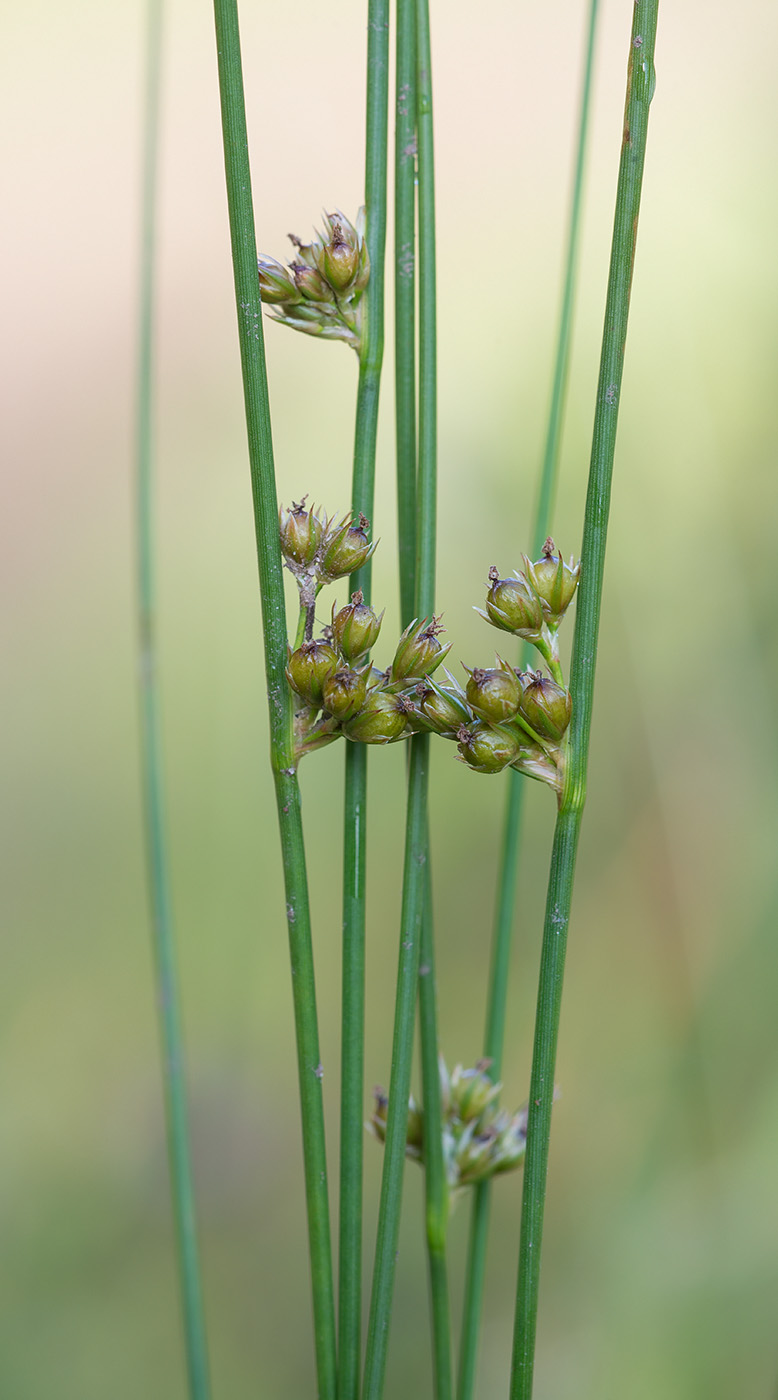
338, 6, 389, 1396
212, 4, 337, 1395
395, 0, 417, 628
419, 862, 453, 1400
456, 8, 600, 1394
136, 3, 212, 1396
510, 6, 660, 1396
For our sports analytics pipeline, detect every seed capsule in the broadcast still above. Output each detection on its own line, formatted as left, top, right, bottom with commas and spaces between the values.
258, 255, 300, 305
465, 664, 521, 723
319, 513, 377, 582
285, 640, 339, 708
292, 262, 334, 303
343, 690, 410, 745
320, 212, 361, 292
279, 498, 325, 568
479, 567, 544, 637
390, 617, 452, 684
322, 667, 368, 722
456, 722, 521, 774
331, 591, 383, 660
518, 670, 572, 741
415, 681, 472, 736
523, 538, 580, 623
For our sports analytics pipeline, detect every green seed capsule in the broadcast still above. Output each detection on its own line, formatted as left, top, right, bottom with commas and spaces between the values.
523, 538, 580, 622
319, 513, 376, 583
518, 670, 572, 741
279, 499, 325, 568
390, 617, 452, 684
481, 567, 544, 636
343, 690, 411, 745
258, 255, 301, 305
456, 722, 521, 774
322, 666, 368, 722
416, 681, 472, 735
285, 640, 339, 707
331, 590, 383, 660
292, 262, 334, 303
465, 665, 521, 723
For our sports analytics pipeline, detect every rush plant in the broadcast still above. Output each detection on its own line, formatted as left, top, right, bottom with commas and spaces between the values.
138, 0, 660, 1396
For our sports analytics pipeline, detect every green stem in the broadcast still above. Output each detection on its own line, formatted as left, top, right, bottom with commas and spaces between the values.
338, 7, 389, 1397
419, 859, 453, 1400
135, 4, 212, 1396
395, 0, 417, 628
457, 7, 599, 1394
363, 1, 438, 1392
510, 6, 659, 1396
212, 4, 336, 1396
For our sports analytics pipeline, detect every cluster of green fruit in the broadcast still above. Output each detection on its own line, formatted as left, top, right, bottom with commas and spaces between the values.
369, 1058, 529, 1195
258, 209, 369, 351
280, 499, 580, 793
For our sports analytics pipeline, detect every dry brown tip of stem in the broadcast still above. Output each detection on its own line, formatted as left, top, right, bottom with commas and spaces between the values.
350, 589, 364, 605
456, 724, 471, 743
488, 565, 500, 584
423, 613, 446, 638
358, 513, 370, 532
542, 537, 556, 558
291, 495, 308, 515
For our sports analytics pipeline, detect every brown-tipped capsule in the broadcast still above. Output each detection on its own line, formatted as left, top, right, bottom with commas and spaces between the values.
390, 617, 452, 684
480, 567, 544, 636
416, 681, 472, 736
456, 722, 521, 774
331, 591, 383, 660
465, 664, 522, 724
343, 690, 410, 745
523, 539, 580, 623
518, 670, 572, 741
285, 640, 339, 708
279, 498, 325, 568
320, 212, 361, 292
292, 262, 334, 303
322, 666, 368, 722
319, 514, 377, 582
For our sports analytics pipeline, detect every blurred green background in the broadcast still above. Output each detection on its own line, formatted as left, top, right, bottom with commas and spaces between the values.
3, 0, 778, 1395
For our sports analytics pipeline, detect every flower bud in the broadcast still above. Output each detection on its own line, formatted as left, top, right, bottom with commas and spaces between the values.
369, 1087, 423, 1160
320, 212, 361, 292
465, 663, 521, 724
390, 617, 452, 684
319, 513, 377, 583
479, 567, 545, 636
518, 670, 572, 741
331, 591, 383, 660
491, 1107, 529, 1174
286, 640, 339, 708
322, 666, 368, 722
450, 1062, 501, 1123
258, 255, 300, 305
415, 680, 472, 736
523, 538, 580, 623
292, 262, 334, 303
279, 498, 325, 568
343, 690, 411, 745
456, 722, 521, 774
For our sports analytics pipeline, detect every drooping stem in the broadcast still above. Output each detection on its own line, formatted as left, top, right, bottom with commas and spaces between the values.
135, 4, 212, 1397
456, 6, 600, 1394
395, 0, 417, 628
212, 4, 336, 1397
362, 0, 439, 1392
510, 6, 660, 1396
338, 5, 389, 1395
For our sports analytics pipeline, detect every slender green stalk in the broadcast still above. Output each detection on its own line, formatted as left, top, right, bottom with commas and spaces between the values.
362, 2, 439, 1394
510, 6, 660, 1396
212, 4, 336, 1396
395, 0, 417, 628
339, 6, 389, 1396
419, 861, 453, 1400
135, 4, 212, 1396
456, 5, 599, 1393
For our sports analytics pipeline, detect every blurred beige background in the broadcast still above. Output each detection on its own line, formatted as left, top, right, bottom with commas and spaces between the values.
3, 0, 778, 1395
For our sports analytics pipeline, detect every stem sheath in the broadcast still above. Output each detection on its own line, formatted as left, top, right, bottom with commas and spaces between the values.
510, 6, 660, 1395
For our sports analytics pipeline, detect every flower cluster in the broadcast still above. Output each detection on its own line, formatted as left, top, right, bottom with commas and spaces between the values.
280, 500, 580, 792
258, 209, 369, 352
369, 1058, 529, 1198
